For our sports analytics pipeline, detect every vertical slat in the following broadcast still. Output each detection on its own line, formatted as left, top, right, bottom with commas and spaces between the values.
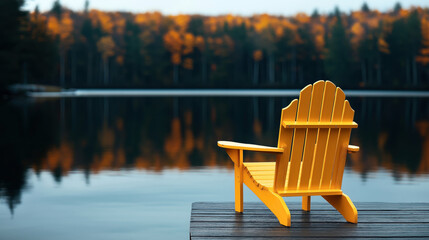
274, 99, 298, 191
309, 81, 336, 189
285, 85, 312, 190
331, 100, 355, 189
320, 87, 345, 189
297, 80, 325, 190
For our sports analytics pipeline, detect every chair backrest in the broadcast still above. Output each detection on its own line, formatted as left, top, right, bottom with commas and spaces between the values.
274, 80, 356, 193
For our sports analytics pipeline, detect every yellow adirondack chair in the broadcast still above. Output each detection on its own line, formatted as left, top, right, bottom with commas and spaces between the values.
218, 80, 360, 227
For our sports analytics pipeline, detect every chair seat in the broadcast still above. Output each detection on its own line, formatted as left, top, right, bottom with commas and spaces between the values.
243, 162, 343, 196
243, 162, 277, 191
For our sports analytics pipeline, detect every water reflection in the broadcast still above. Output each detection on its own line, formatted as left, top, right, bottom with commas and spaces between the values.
0, 96, 428, 213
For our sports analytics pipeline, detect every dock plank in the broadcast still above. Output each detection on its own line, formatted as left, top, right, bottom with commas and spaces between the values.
190, 202, 429, 239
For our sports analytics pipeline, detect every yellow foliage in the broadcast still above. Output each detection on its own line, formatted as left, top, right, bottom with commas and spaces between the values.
97, 36, 115, 60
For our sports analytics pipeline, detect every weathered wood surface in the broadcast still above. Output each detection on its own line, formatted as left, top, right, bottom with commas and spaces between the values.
190, 202, 429, 239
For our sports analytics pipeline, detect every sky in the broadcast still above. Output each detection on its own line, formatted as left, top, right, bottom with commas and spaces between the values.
22, 0, 429, 16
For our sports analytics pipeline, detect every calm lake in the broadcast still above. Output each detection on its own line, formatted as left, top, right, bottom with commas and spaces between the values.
1, 94, 429, 239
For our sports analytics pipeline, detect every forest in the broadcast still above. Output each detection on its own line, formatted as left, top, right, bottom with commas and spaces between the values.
1, 0, 429, 89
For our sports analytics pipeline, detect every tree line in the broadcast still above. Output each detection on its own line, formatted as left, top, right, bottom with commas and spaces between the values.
1, 0, 429, 89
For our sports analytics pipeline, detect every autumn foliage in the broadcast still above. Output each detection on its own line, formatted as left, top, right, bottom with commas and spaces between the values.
4, 1, 429, 88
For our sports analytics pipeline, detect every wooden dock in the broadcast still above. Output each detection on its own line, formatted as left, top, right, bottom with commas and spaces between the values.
190, 202, 429, 239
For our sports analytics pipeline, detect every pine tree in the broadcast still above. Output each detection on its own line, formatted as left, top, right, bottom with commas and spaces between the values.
325, 8, 355, 85
0, 0, 26, 90
361, 2, 370, 12
51, 0, 62, 19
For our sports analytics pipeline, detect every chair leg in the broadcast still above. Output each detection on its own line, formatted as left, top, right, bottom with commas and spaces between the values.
226, 149, 244, 213
302, 196, 311, 211
323, 193, 358, 223
243, 174, 291, 226
234, 161, 243, 212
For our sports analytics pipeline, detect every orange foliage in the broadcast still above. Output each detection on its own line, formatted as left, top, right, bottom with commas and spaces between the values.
416, 121, 429, 173
134, 12, 162, 32
37, 6, 429, 75
295, 13, 310, 24
207, 35, 234, 57
173, 14, 190, 32
195, 36, 205, 52
311, 23, 325, 53
416, 17, 429, 65
113, 13, 126, 35
47, 16, 60, 36
47, 13, 74, 47
97, 36, 115, 60
89, 10, 113, 34
116, 55, 124, 65
31, 108, 429, 175
378, 37, 390, 54
183, 33, 195, 55
164, 118, 182, 158
43, 142, 74, 175
351, 22, 365, 48
253, 50, 263, 61
163, 30, 183, 64
171, 53, 181, 65
183, 58, 193, 70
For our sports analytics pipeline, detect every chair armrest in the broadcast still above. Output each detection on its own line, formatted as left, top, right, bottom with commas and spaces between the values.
217, 141, 283, 153
347, 145, 360, 153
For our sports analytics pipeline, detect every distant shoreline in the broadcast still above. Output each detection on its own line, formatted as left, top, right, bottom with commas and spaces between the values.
28, 89, 429, 98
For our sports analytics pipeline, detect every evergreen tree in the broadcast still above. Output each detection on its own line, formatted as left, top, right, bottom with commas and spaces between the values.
387, 10, 422, 86
51, 0, 62, 19
0, 0, 26, 90
361, 2, 370, 12
23, 6, 57, 85
325, 8, 355, 85
311, 9, 320, 18
394, 2, 402, 14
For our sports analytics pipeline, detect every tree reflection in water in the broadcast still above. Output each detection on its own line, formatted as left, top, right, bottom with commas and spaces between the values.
0, 96, 428, 213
